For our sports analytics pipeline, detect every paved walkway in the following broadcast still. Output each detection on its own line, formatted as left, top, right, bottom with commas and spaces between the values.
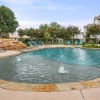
0, 88, 100, 100
0, 50, 21, 58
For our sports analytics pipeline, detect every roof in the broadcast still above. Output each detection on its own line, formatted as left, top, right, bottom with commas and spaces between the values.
22, 35, 30, 38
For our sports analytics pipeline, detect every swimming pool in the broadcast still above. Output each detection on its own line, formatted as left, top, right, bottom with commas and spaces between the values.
0, 48, 100, 84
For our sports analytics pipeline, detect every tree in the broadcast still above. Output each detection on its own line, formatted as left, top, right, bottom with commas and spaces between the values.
44, 32, 51, 44
0, 5, 19, 37
33, 29, 40, 42
50, 22, 61, 29
28, 28, 34, 39
17, 28, 25, 37
39, 24, 49, 32
60, 27, 70, 40
86, 24, 100, 43
49, 22, 61, 44
48, 27, 59, 44
67, 26, 80, 44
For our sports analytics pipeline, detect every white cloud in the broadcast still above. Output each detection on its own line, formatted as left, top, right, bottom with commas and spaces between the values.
29, 3, 83, 11
18, 20, 50, 29
29, 6, 42, 9
18, 19, 92, 32
58, 19, 93, 31
63, 5, 83, 11
1, 0, 83, 11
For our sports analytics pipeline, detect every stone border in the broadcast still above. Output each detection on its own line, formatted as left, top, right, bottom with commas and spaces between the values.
0, 45, 100, 92
0, 78, 100, 92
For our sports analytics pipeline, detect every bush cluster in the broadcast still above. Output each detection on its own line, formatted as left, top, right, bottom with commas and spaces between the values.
83, 43, 100, 48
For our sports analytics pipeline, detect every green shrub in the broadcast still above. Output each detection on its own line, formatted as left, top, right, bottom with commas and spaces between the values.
26, 43, 30, 46
82, 41, 86, 45
83, 44, 100, 48
91, 42, 95, 46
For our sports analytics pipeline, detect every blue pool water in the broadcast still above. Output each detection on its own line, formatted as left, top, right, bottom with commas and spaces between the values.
0, 48, 100, 84
31, 48, 100, 67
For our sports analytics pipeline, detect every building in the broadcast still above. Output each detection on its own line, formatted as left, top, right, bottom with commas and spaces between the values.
94, 15, 100, 25
9, 33, 20, 40
56, 38, 64, 44
74, 32, 85, 40
94, 15, 100, 42
84, 15, 100, 43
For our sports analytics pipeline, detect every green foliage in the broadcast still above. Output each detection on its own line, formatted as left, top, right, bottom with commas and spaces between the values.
83, 44, 100, 48
0, 5, 19, 36
44, 32, 51, 39
44, 32, 51, 44
82, 41, 86, 45
86, 24, 100, 38
67, 25, 80, 44
60, 27, 70, 40
39, 24, 49, 32
86, 33, 90, 38
18, 22, 81, 44
91, 42, 95, 45
50, 22, 61, 29
17, 28, 25, 37
67, 25, 80, 40
19, 38, 25, 43
26, 43, 30, 46
19, 38, 30, 46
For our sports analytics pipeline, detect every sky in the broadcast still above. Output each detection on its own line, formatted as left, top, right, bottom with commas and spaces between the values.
0, 0, 100, 32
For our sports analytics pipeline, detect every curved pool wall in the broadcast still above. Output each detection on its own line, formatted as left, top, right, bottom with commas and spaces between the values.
0, 47, 100, 84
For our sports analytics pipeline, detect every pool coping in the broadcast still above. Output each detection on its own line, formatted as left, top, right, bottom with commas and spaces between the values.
0, 45, 100, 92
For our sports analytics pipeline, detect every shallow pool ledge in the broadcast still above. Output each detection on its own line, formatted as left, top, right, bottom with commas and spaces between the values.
0, 78, 99, 92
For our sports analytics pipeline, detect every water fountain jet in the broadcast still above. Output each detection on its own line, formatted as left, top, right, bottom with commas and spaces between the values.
58, 66, 69, 74
17, 57, 21, 62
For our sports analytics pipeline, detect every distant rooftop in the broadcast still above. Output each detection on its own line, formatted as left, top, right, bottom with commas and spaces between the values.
94, 15, 100, 21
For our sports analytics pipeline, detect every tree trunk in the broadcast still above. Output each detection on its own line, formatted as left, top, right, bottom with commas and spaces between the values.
46, 39, 48, 44
72, 35, 74, 44
95, 35, 97, 44
52, 37, 53, 44
0, 33, 2, 38
36, 37, 38, 43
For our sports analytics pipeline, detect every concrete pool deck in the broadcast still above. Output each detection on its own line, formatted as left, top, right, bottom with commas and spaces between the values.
0, 45, 100, 99
0, 87, 100, 100
0, 50, 21, 58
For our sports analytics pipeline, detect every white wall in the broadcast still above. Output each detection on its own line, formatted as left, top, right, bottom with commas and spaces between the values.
94, 19, 100, 25
74, 34, 84, 39
97, 35, 100, 40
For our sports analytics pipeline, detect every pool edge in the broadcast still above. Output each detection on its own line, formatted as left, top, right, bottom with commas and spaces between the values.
0, 45, 100, 92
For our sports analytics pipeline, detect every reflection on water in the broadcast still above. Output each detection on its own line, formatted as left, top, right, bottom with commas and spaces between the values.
0, 48, 100, 84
